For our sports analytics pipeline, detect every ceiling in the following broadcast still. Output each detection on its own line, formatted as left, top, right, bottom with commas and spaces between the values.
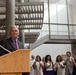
0, 0, 76, 5
0, 2, 44, 29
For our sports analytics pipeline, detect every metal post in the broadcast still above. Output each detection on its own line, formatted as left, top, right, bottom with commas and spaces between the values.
47, 0, 51, 39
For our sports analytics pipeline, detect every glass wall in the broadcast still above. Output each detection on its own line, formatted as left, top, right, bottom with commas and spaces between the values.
39, 0, 76, 39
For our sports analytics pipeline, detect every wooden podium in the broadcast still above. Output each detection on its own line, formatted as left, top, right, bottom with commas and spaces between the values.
0, 49, 30, 75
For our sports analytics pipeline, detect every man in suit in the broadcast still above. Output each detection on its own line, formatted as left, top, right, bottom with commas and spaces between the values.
0, 25, 29, 75
0, 25, 24, 55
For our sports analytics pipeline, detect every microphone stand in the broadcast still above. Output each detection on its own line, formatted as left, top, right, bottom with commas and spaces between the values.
0, 45, 11, 53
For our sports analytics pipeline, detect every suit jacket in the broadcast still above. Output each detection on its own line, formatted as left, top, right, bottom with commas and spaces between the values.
0, 37, 24, 56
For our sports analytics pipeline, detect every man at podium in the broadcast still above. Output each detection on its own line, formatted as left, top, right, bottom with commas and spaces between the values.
0, 25, 28, 75
0, 25, 24, 56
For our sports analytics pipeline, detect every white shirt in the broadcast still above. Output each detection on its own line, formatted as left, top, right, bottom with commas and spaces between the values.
46, 62, 53, 71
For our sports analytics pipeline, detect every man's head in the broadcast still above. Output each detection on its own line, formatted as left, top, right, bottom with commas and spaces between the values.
66, 51, 71, 57
10, 25, 19, 39
31, 55, 35, 60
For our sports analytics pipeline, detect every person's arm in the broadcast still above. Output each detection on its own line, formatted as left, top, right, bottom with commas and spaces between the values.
73, 60, 76, 67
52, 62, 54, 69
54, 62, 58, 72
63, 59, 67, 65
33, 61, 37, 69
60, 64, 65, 68
40, 61, 44, 70
60, 61, 65, 68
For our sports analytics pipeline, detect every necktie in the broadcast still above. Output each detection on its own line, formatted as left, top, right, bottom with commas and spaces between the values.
15, 41, 19, 50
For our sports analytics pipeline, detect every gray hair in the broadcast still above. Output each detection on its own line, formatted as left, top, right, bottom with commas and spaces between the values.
10, 25, 19, 31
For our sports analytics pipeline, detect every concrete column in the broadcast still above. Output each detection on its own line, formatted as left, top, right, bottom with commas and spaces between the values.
6, 0, 15, 38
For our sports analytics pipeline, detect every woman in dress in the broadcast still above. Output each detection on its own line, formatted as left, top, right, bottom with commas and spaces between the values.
44, 55, 54, 75
54, 55, 65, 75
33, 55, 44, 75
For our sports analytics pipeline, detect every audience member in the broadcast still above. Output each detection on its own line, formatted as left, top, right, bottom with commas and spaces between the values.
44, 55, 54, 75
33, 55, 44, 75
30, 55, 35, 75
64, 51, 73, 75
54, 55, 65, 75
72, 53, 76, 75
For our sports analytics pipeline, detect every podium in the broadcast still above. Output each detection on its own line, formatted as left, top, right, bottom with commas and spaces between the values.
0, 49, 30, 75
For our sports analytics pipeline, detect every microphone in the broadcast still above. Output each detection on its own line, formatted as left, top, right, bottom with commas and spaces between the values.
0, 45, 11, 53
